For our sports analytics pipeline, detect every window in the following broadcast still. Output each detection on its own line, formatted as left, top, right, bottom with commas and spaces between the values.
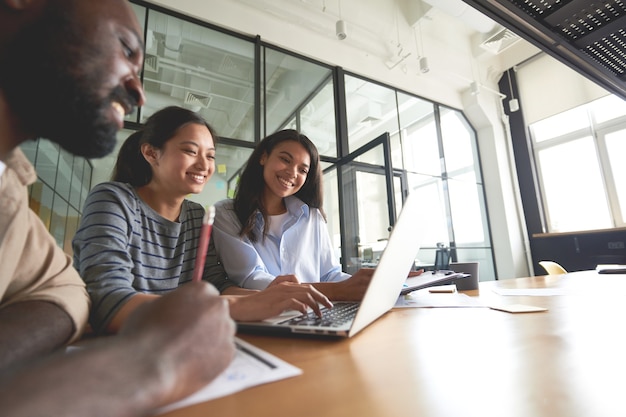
262, 47, 336, 156
21, 139, 93, 256
141, 9, 256, 141
530, 94, 626, 232
20, 1, 495, 280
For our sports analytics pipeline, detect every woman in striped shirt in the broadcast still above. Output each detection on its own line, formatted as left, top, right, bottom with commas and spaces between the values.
73, 106, 330, 334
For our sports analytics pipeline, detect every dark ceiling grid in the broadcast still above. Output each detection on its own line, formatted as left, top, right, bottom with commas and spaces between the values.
463, 0, 626, 100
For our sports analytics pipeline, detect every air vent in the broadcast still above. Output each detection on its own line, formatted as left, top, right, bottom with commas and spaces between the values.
508, 0, 565, 18
585, 28, 626, 76
144, 54, 159, 73
480, 27, 522, 54
184, 92, 212, 108
463, 0, 626, 98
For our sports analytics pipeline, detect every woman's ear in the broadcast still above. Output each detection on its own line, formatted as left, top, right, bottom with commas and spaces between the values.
260, 152, 268, 166
140, 143, 159, 165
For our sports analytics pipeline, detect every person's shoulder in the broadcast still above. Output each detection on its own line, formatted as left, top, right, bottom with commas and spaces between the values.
90, 180, 132, 194
83, 181, 138, 212
184, 198, 204, 211
213, 199, 241, 229
286, 196, 312, 217
214, 198, 234, 211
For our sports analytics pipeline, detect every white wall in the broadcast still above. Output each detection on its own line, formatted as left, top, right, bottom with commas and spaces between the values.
517, 54, 609, 124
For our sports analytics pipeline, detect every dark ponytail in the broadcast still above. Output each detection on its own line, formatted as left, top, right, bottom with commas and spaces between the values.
111, 130, 150, 185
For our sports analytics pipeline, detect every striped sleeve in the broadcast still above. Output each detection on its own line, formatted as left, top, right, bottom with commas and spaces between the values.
72, 182, 139, 334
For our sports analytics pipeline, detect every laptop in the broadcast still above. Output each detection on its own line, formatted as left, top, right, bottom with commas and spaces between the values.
236, 191, 432, 338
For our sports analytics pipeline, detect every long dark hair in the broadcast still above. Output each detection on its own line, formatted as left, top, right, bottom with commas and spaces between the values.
234, 129, 324, 242
112, 106, 217, 186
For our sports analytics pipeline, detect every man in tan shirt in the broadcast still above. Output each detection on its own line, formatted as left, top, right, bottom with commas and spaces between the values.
0, 1, 235, 415
0, 146, 89, 369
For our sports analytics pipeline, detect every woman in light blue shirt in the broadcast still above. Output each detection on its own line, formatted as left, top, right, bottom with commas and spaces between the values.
74, 108, 331, 333
213, 129, 374, 301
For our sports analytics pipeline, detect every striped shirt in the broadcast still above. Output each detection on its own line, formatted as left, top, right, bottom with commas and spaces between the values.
72, 181, 234, 333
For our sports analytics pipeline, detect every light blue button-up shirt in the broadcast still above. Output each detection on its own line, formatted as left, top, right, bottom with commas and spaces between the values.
213, 196, 350, 290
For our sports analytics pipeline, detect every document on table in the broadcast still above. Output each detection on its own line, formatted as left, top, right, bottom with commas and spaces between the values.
156, 338, 302, 415
394, 290, 486, 308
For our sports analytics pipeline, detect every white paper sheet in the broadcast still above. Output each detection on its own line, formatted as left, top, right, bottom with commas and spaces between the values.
394, 291, 486, 308
156, 338, 302, 415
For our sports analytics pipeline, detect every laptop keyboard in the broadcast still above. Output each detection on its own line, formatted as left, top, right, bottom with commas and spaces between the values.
285, 302, 360, 327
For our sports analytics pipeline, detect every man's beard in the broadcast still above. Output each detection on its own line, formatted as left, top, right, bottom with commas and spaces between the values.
0, 8, 132, 159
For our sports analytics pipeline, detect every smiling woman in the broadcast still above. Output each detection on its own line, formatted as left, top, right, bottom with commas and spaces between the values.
212, 129, 377, 301
72, 107, 332, 334
72, 106, 221, 333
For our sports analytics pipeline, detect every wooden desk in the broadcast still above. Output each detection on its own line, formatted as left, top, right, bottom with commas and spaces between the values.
162, 271, 626, 417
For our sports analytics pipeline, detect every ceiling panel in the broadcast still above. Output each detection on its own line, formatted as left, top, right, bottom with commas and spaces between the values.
462, 0, 626, 99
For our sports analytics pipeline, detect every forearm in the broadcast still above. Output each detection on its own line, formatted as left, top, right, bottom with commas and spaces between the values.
311, 281, 361, 301
221, 286, 258, 296
106, 293, 159, 334
311, 282, 347, 301
223, 294, 253, 321
0, 335, 172, 417
0, 300, 74, 371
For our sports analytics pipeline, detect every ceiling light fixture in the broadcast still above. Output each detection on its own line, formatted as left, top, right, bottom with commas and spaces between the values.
413, 22, 429, 74
470, 81, 480, 96
419, 56, 429, 74
336, 0, 347, 40
336, 19, 347, 40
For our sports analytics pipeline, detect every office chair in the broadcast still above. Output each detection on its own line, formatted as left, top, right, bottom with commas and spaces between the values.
538, 261, 567, 275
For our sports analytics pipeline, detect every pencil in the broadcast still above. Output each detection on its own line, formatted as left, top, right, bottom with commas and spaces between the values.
192, 205, 215, 282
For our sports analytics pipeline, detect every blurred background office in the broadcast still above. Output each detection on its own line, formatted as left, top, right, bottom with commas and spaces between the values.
21, 0, 626, 282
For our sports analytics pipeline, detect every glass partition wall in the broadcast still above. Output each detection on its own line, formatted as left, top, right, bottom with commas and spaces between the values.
20, 0, 496, 280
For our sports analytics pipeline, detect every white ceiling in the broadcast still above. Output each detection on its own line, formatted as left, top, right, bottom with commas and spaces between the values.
226, 0, 540, 97
89, 0, 542, 188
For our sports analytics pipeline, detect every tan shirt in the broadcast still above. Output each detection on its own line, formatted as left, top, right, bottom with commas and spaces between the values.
0, 148, 89, 342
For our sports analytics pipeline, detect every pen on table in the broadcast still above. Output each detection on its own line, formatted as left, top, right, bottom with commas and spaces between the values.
192, 205, 215, 282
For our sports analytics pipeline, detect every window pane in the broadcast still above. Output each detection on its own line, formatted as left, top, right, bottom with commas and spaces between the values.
345, 76, 398, 153
538, 137, 612, 232
323, 167, 342, 268
590, 95, 626, 124
55, 149, 73, 201
35, 140, 59, 189
263, 48, 335, 156
531, 106, 589, 142
354, 145, 385, 165
403, 119, 440, 176
50, 196, 68, 247
69, 158, 85, 209
29, 182, 54, 229
127, 3, 146, 123
441, 108, 481, 183
143, 10, 255, 140
407, 173, 448, 246
299, 80, 337, 157
80, 162, 92, 212
398, 93, 438, 175
448, 179, 489, 246
356, 171, 389, 249
605, 129, 626, 222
